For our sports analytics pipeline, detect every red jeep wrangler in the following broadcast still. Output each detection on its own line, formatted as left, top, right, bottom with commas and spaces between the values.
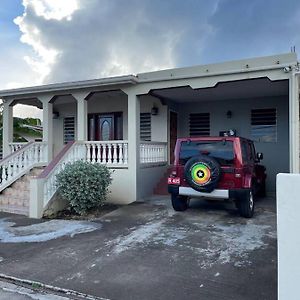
168, 137, 266, 218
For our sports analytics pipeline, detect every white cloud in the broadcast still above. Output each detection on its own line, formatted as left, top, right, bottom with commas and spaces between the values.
13, 0, 218, 84
4, 0, 219, 118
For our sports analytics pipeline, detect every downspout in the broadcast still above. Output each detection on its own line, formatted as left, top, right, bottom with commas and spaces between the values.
289, 66, 300, 173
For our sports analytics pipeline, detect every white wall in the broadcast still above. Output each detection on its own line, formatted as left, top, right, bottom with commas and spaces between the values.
176, 96, 289, 192
107, 169, 136, 204
139, 94, 168, 142
277, 173, 300, 300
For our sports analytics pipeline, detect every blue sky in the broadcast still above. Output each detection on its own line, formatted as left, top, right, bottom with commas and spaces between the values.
1, 0, 300, 93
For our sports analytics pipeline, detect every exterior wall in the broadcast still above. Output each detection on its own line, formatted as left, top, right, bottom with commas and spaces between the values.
277, 173, 300, 300
52, 94, 168, 157
88, 94, 128, 138
53, 102, 77, 156
107, 169, 135, 204
176, 96, 289, 192
139, 94, 168, 142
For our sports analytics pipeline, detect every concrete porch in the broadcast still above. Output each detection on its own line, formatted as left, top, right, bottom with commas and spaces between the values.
0, 81, 169, 218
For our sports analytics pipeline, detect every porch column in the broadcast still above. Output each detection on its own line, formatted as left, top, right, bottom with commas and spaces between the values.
73, 92, 88, 141
289, 71, 300, 173
39, 95, 53, 162
127, 92, 140, 201
2, 100, 14, 157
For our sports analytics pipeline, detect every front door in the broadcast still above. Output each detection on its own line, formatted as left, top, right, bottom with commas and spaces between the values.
88, 113, 122, 141
98, 115, 114, 141
169, 111, 178, 163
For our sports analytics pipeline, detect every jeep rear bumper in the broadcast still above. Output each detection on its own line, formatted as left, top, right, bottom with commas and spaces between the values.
168, 185, 249, 200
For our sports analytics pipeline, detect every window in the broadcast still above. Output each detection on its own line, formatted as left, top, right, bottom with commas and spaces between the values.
251, 108, 277, 142
64, 117, 75, 144
140, 113, 151, 141
179, 140, 234, 166
189, 113, 210, 136
241, 141, 249, 163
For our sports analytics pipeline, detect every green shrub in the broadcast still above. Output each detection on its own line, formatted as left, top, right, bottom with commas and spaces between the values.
56, 161, 112, 215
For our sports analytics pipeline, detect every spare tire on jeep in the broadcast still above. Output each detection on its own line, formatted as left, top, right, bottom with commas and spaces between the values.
184, 155, 221, 193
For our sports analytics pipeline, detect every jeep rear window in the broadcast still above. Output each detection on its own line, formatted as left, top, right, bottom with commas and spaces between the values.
179, 140, 235, 166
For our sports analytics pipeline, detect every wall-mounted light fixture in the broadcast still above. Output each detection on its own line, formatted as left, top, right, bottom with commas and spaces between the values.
151, 105, 159, 115
226, 110, 232, 119
53, 111, 60, 119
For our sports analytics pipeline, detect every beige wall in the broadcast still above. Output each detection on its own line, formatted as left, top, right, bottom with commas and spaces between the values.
175, 96, 289, 192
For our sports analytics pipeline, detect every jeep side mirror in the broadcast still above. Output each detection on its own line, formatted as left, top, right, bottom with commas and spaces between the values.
256, 152, 263, 161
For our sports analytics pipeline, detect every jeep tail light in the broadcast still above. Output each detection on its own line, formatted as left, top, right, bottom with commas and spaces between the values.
234, 168, 243, 178
171, 170, 177, 177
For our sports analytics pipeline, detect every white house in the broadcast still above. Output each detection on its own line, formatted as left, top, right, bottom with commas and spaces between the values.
0, 52, 299, 218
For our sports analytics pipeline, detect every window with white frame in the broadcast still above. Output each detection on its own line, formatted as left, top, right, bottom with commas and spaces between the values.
140, 113, 151, 141
189, 113, 210, 136
251, 108, 277, 142
64, 116, 75, 144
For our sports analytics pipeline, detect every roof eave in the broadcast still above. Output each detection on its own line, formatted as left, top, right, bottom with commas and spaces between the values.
0, 75, 138, 98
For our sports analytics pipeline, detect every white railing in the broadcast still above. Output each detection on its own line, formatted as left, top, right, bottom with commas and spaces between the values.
42, 142, 82, 205
140, 142, 168, 164
0, 142, 47, 192
30, 140, 167, 217
34, 141, 129, 213
9, 142, 28, 153
81, 141, 128, 165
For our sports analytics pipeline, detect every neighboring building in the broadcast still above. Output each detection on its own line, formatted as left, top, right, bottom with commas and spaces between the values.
0, 53, 299, 218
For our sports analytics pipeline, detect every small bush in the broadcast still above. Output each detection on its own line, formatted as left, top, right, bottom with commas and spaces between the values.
56, 161, 112, 215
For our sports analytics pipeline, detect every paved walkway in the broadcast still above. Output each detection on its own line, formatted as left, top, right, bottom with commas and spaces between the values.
0, 196, 277, 300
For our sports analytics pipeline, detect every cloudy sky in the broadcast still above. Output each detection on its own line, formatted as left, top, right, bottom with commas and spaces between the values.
1, 0, 300, 117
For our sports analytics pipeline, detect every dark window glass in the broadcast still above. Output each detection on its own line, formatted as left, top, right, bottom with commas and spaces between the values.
179, 140, 234, 166
241, 142, 249, 163
251, 108, 277, 142
101, 120, 110, 141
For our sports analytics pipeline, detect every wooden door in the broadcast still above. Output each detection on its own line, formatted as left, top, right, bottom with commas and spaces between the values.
88, 114, 115, 141
169, 111, 178, 163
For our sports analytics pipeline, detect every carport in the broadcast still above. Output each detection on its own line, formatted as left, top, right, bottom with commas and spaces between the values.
150, 77, 290, 193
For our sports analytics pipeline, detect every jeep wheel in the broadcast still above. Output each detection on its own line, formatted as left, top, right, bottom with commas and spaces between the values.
237, 190, 254, 218
171, 194, 189, 211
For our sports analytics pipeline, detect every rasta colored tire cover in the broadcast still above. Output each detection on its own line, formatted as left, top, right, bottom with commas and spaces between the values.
184, 155, 221, 193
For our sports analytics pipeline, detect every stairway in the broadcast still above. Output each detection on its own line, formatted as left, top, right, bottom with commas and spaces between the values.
0, 168, 44, 216
153, 166, 172, 195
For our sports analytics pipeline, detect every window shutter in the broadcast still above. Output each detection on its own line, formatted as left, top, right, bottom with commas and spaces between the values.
64, 117, 75, 144
251, 108, 277, 142
189, 113, 210, 136
140, 113, 151, 141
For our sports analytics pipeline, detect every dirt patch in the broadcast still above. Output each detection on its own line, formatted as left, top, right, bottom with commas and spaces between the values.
45, 204, 120, 221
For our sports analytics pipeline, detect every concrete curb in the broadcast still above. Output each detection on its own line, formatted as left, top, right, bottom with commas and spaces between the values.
0, 273, 110, 300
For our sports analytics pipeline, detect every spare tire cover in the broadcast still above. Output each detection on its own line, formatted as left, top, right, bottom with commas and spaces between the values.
184, 155, 221, 193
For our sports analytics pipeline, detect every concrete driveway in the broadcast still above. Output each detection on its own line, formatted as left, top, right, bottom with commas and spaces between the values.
0, 196, 277, 300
